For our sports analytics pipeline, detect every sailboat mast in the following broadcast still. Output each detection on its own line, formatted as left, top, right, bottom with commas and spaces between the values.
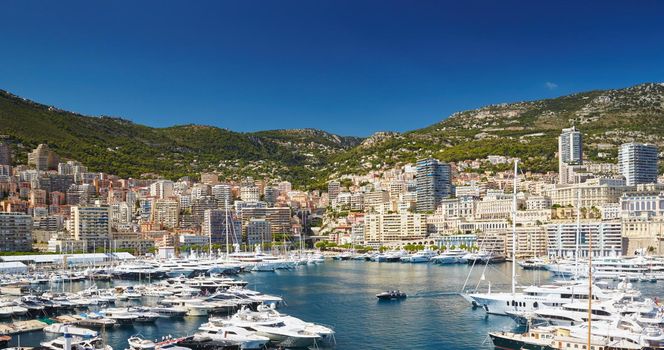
225, 198, 230, 258
575, 186, 581, 278
511, 159, 518, 296
587, 206, 593, 348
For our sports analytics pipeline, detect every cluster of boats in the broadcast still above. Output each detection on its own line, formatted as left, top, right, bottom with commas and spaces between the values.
464, 260, 664, 349
332, 248, 507, 265
34, 305, 336, 350
542, 255, 664, 282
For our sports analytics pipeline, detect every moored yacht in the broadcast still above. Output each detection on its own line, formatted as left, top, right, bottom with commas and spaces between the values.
196, 323, 270, 349
431, 249, 468, 264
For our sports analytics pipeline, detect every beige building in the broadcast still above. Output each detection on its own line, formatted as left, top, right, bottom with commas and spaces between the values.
364, 213, 427, 243
621, 216, 664, 255
475, 194, 523, 220
504, 226, 548, 258
545, 178, 632, 208
153, 198, 179, 229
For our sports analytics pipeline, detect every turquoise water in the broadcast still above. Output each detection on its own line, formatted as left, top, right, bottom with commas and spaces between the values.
6, 261, 662, 350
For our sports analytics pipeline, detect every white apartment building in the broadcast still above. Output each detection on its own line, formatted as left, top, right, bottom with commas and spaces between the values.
350, 193, 364, 211
333, 192, 352, 209
437, 196, 475, 219
546, 221, 622, 258
149, 180, 174, 199
525, 196, 552, 210
619, 191, 664, 218
212, 184, 233, 207
618, 143, 658, 186
599, 203, 621, 220
240, 186, 260, 202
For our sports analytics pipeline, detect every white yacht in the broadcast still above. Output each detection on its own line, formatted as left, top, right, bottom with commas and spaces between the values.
408, 249, 436, 263
98, 308, 139, 325
464, 280, 638, 316
210, 307, 330, 348
430, 249, 468, 264
196, 323, 270, 349
517, 257, 547, 270
43, 323, 98, 337
128, 336, 156, 350
41, 336, 112, 350
509, 297, 664, 327
160, 298, 214, 316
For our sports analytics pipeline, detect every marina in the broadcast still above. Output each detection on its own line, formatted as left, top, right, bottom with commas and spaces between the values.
0, 256, 660, 349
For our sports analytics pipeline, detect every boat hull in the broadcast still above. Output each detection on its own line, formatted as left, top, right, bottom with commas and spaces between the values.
489, 333, 554, 350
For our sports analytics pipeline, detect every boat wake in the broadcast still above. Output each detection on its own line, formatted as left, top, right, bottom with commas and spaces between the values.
408, 291, 460, 298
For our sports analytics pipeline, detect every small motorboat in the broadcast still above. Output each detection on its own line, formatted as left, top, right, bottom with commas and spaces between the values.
128, 335, 156, 350
376, 290, 407, 300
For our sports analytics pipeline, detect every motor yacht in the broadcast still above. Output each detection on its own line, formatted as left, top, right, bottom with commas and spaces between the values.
128, 336, 156, 350
196, 323, 270, 349
464, 280, 639, 316
430, 249, 468, 264
41, 335, 112, 350
518, 257, 548, 270
43, 323, 98, 337
98, 308, 139, 325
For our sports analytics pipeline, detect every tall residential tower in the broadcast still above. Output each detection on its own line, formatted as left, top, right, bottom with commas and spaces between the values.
558, 126, 583, 184
416, 158, 453, 212
618, 142, 658, 186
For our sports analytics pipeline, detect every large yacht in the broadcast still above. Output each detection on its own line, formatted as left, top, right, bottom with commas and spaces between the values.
490, 318, 664, 350
430, 249, 468, 264
41, 336, 112, 350
507, 298, 664, 327
464, 280, 638, 316
196, 323, 270, 349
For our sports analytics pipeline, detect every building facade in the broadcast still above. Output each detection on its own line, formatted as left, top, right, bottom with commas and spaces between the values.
546, 221, 622, 258
0, 212, 33, 252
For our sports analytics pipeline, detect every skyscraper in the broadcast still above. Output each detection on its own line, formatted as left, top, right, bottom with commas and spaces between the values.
416, 158, 453, 212
558, 126, 583, 184
618, 142, 658, 186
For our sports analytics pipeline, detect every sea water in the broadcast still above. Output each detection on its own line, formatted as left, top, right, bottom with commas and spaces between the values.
6, 261, 662, 350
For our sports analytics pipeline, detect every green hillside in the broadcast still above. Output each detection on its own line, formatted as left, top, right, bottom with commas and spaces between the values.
1, 82, 663, 187
327, 83, 664, 177
0, 90, 360, 185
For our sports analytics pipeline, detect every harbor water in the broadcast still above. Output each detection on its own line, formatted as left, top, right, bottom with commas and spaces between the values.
5, 260, 663, 350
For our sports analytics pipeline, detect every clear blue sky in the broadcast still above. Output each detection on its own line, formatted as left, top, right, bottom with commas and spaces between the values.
1, 1, 663, 136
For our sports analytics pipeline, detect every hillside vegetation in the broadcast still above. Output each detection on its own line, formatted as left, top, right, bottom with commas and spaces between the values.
1, 83, 663, 186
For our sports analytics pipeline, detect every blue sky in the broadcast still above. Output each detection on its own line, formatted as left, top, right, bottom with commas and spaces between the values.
1, 1, 663, 136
